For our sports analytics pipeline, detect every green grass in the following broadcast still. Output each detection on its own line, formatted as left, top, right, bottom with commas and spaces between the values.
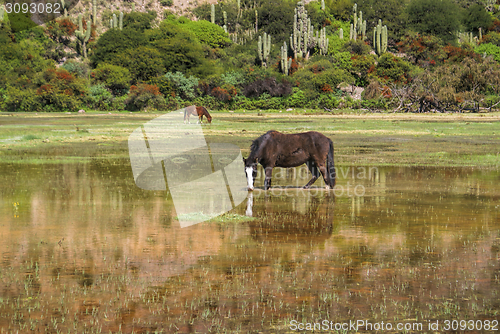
1, 110, 500, 167
175, 212, 256, 224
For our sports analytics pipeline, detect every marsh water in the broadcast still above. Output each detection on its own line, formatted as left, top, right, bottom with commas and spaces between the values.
1, 161, 499, 333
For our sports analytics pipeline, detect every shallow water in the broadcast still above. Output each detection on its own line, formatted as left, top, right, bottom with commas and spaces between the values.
0, 161, 499, 333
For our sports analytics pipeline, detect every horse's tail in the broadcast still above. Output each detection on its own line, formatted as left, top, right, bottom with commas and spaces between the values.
183, 106, 189, 123
327, 139, 336, 187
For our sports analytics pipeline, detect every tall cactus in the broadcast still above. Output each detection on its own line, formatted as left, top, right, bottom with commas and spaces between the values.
92, 0, 96, 25
237, 0, 241, 19
339, 27, 343, 40
281, 42, 292, 75
374, 19, 387, 55
76, 15, 91, 58
258, 33, 271, 67
211, 4, 215, 24
119, 11, 123, 30
321, 0, 325, 11
223, 11, 227, 33
113, 13, 117, 29
0, 5, 4, 22
255, 9, 258, 33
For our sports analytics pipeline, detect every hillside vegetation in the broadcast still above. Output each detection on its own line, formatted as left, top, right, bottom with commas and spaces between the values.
1, 0, 500, 112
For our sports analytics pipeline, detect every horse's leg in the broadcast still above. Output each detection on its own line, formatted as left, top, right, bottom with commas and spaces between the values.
303, 161, 319, 189
316, 162, 331, 189
264, 166, 273, 190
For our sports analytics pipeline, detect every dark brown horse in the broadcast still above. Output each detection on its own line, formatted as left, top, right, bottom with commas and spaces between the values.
184, 106, 212, 124
244, 130, 335, 191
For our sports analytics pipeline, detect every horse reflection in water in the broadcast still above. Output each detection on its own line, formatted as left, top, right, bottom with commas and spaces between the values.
245, 191, 335, 244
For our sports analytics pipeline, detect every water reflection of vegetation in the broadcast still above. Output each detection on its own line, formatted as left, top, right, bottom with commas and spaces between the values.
0, 161, 499, 332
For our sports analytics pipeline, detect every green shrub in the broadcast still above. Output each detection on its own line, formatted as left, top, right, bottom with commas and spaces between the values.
182, 20, 231, 48
5, 87, 42, 112
285, 88, 308, 108
475, 43, 500, 62
88, 84, 113, 110
160, 0, 173, 6
91, 63, 132, 96
125, 83, 167, 111
164, 71, 199, 100
62, 60, 90, 78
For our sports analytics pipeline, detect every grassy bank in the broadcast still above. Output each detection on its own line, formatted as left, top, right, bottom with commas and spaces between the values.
1, 110, 500, 167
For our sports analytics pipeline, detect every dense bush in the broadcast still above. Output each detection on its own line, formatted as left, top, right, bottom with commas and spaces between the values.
91, 63, 131, 96
87, 84, 114, 110
62, 60, 90, 78
243, 77, 292, 98
125, 84, 167, 111
35, 68, 87, 111
164, 71, 199, 100
182, 20, 231, 48
405, 0, 461, 44
475, 43, 500, 62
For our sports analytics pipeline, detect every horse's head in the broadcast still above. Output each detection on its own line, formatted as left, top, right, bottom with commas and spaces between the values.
243, 157, 257, 191
206, 114, 212, 123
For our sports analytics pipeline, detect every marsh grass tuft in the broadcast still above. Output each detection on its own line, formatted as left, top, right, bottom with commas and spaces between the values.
22, 134, 41, 141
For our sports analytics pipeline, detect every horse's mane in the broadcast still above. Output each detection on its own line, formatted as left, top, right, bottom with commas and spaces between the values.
249, 130, 278, 158
198, 106, 211, 119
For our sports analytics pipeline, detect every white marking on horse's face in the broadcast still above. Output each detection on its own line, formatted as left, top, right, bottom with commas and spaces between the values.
245, 167, 254, 191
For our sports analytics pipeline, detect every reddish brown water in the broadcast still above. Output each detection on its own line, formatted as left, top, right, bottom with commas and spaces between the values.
0, 162, 499, 333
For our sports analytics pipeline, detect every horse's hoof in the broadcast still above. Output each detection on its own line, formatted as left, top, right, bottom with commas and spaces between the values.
303, 186, 310, 189
248, 187, 254, 191
325, 185, 330, 190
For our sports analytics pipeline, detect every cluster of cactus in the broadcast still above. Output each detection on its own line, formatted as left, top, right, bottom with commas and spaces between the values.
231, 29, 254, 45
281, 42, 292, 75
110, 12, 123, 30
76, 15, 91, 58
459, 31, 478, 45
350, 3, 366, 40
258, 32, 271, 67
317, 26, 329, 55
290, 1, 316, 59
373, 19, 387, 55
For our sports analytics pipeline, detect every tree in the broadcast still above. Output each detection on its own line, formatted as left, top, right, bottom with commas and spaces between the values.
258, 0, 296, 42
122, 11, 156, 32
91, 28, 148, 66
354, 0, 410, 43
462, 4, 493, 34
183, 20, 232, 48
114, 46, 165, 83
91, 63, 131, 95
405, 0, 462, 44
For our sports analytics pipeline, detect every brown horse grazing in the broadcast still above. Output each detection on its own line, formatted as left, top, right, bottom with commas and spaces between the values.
184, 106, 212, 124
244, 130, 335, 191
